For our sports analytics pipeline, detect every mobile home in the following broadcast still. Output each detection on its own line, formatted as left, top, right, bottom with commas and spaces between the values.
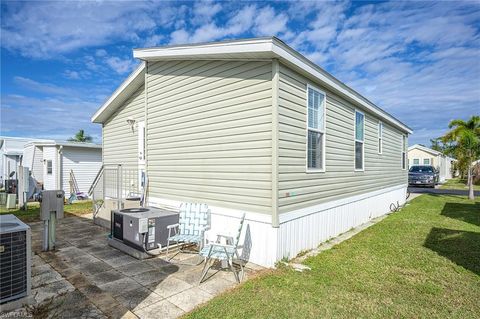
0, 136, 50, 183
408, 144, 455, 182
23, 141, 102, 195
91, 37, 412, 267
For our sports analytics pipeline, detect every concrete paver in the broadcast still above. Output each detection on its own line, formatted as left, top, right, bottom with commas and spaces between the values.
1, 214, 262, 318
166, 287, 214, 312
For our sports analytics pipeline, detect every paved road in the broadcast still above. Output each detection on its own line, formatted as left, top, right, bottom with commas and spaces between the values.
408, 186, 480, 196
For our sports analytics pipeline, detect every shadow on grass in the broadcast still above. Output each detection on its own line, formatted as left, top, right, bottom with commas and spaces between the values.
424, 227, 480, 275
441, 202, 480, 227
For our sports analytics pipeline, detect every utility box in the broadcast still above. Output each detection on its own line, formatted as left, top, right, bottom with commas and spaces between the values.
40, 190, 64, 220
0, 214, 33, 310
6, 194, 16, 209
39, 190, 64, 251
112, 207, 179, 251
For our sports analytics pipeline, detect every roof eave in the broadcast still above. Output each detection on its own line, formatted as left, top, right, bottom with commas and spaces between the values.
408, 144, 442, 156
91, 62, 146, 123
95, 38, 412, 134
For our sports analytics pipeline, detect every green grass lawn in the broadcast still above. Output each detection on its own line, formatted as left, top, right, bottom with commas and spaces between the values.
186, 194, 480, 318
441, 178, 480, 191
0, 200, 93, 222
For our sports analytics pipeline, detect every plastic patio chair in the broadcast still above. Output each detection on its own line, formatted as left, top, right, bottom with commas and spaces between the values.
199, 213, 246, 283
166, 203, 210, 264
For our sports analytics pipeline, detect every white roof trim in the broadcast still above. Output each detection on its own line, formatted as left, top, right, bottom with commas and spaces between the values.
24, 141, 102, 149
91, 62, 145, 123
408, 144, 443, 156
92, 38, 411, 133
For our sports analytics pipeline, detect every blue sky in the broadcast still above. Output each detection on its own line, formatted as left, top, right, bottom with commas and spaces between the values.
1, 1, 479, 146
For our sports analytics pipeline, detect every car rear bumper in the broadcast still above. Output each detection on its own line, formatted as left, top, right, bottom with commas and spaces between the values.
409, 181, 435, 187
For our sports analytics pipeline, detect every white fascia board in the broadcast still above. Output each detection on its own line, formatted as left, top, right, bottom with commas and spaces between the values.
133, 39, 274, 60
408, 144, 442, 156
91, 62, 146, 123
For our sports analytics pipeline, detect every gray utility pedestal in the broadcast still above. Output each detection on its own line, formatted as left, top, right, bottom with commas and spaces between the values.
39, 190, 64, 251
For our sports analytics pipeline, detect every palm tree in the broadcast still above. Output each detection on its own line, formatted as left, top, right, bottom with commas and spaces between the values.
68, 129, 93, 143
442, 115, 480, 200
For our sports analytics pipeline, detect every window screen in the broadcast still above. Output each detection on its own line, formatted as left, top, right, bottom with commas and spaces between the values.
47, 160, 52, 174
307, 87, 326, 170
355, 111, 365, 170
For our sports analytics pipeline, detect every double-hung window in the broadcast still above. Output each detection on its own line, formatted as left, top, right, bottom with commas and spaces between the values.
413, 158, 420, 165
402, 135, 407, 170
354, 110, 365, 171
378, 122, 383, 154
423, 158, 430, 165
306, 85, 326, 171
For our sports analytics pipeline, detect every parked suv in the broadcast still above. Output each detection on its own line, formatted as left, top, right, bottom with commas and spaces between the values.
408, 165, 438, 188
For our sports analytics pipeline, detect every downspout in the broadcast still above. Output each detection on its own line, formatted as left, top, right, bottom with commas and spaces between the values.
57, 146, 63, 191
143, 61, 149, 207
271, 59, 280, 228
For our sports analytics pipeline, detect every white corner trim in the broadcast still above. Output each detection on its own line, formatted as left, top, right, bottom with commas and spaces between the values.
278, 184, 406, 224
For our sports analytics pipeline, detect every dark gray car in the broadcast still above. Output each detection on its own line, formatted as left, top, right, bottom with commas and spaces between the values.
408, 165, 438, 188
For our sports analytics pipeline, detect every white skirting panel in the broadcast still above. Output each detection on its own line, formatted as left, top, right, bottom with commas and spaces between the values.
276, 185, 407, 261
148, 197, 279, 267
149, 184, 407, 268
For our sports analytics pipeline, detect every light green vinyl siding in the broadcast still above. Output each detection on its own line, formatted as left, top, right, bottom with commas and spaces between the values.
146, 60, 273, 214
278, 63, 407, 213
103, 85, 145, 166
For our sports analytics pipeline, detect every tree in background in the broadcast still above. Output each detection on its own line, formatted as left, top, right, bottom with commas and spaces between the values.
430, 137, 455, 157
68, 129, 93, 143
442, 115, 480, 200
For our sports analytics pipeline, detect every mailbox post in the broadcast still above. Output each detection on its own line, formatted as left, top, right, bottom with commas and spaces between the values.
40, 190, 64, 251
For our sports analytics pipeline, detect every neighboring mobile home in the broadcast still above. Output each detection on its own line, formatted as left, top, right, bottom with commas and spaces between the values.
91, 37, 412, 267
0, 136, 50, 183
408, 144, 455, 182
22, 141, 102, 195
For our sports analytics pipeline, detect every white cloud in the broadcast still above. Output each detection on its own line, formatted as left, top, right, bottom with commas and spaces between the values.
168, 4, 289, 44
253, 6, 288, 36
63, 70, 80, 80
105, 57, 137, 74
0, 1, 164, 58
1, 1, 478, 146
1, 94, 101, 141
170, 29, 190, 44
143, 34, 164, 47
95, 49, 107, 57
191, 1, 222, 25
13, 76, 73, 95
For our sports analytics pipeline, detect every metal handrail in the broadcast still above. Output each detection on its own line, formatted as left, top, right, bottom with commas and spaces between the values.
88, 165, 104, 196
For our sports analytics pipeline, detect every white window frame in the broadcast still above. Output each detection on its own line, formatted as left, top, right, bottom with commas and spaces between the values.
305, 84, 327, 173
413, 158, 420, 165
354, 109, 365, 172
46, 160, 53, 175
423, 158, 430, 165
402, 135, 407, 170
378, 121, 383, 155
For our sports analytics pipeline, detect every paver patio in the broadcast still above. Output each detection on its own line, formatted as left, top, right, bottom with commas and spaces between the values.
3, 214, 262, 319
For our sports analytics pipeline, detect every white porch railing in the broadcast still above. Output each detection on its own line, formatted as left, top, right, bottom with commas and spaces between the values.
88, 164, 143, 221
